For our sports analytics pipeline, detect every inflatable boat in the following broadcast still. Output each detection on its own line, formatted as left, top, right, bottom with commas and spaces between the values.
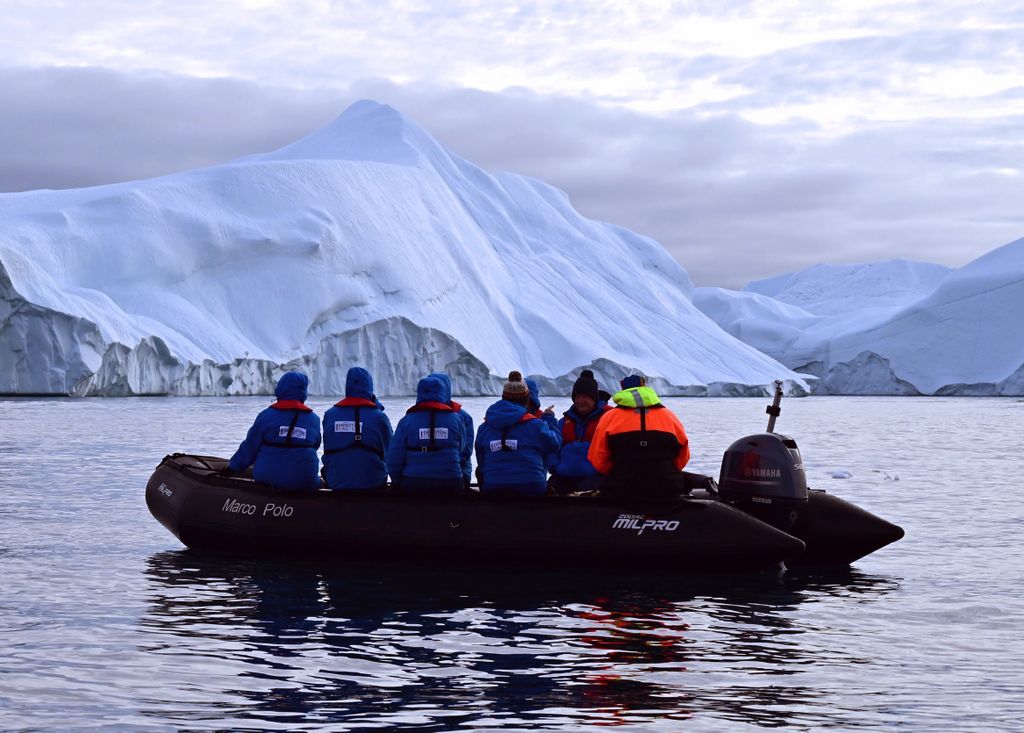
145, 384, 904, 574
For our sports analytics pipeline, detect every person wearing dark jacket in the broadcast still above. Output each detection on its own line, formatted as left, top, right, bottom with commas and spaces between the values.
549, 369, 612, 495
428, 371, 474, 488
387, 375, 468, 493
475, 371, 561, 496
587, 376, 690, 499
322, 367, 393, 490
226, 371, 322, 490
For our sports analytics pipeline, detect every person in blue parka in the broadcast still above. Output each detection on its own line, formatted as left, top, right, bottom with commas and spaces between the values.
322, 367, 393, 490
428, 371, 474, 489
526, 376, 560, 469
226, 371, 322, 490
549, 369, 612, 495
475, 371, 562, 496
387, 375, 467, 493
525, 377, 543, 417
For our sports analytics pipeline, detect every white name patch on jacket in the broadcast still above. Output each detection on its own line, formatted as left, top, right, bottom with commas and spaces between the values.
279, 426, 308, 439
334, 421, 360, 433
489, 439, 518, 452
419, 428, 449, 440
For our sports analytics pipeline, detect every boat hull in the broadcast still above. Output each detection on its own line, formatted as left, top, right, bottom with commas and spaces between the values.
785, 489, 905, 566
146, 454, 805, 574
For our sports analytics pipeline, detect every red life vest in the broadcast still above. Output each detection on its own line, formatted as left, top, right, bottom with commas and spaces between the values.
406, 401, 454, 414
562, 404, 611, 443
334, 396, 378, 409
270, 400, 312, 412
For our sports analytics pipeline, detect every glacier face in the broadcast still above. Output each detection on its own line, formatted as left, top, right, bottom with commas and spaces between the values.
744, 259, 952, 316
0, 100, 803, 396
695, 251, 1024, 395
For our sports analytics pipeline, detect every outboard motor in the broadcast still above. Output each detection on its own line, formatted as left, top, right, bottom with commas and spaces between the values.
718, 382, 808, 531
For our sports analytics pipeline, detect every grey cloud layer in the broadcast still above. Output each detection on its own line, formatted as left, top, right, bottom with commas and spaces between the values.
1, 67, 1021, 287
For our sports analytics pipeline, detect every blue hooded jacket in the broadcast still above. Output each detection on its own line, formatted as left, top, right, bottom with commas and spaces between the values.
474, 398, 562, 493
387, 376, 467, 483
429, 371, 474, 482
526, 378, 540, 411
322, 367, 393, 490
229, 371, 322, 490
553, 401, 610, 479
525, 377, 560, 463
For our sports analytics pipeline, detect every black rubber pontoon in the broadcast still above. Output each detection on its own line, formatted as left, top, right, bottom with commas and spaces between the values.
785, 489, 905, 566
146, 454, 805, 574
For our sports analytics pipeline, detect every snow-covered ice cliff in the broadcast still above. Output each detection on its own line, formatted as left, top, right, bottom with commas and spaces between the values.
743, 260, 952, 316
0, 100, 802, 396
694, 251, 1024, 395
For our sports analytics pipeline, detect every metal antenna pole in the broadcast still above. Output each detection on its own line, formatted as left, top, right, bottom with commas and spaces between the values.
766, 380, 784, 432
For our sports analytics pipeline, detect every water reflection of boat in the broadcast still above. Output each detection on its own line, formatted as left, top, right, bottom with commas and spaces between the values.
139, 550, 901, 730
143, 550, 900, 614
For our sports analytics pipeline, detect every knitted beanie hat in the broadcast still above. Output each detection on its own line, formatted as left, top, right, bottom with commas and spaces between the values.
502, 370, 530, 402
571, 369, 600, 401
620, 374, 646, 390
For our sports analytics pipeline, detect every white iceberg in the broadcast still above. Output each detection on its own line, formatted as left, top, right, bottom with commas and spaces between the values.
695, 250, 1024, 395
0, 100, 804, 396
743, 259, 952, 316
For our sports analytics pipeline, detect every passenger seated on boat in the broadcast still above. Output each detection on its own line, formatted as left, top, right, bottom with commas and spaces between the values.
321, 367, 393, 491
525, 378, 543, 417
548, 370, 613, 495
387, 375, 468, 494
526, 376, 560, 475
428, 371, 475, 491
224, 371, 323, 491
587, 375, 690, 500
474, 371, 561, 496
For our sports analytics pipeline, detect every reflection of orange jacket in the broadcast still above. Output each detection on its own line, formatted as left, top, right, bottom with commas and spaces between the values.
587, 405, 690, 475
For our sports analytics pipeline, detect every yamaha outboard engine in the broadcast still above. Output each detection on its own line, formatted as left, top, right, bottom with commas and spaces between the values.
718, 382, 808, 531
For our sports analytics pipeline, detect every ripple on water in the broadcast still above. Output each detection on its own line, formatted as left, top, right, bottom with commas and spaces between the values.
1, 396, 1023, 731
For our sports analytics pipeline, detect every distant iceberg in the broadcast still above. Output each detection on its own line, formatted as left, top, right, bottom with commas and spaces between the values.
695, 251, 1024, 395
743, 259, 953, 316
0, 100, 803, 396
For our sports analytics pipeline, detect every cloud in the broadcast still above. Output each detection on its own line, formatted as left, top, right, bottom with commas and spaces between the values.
0, 66, 1021, 288
0, 67, 343, 190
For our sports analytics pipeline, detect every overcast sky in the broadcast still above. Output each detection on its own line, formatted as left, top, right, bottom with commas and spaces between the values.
2, 1, 1022, 287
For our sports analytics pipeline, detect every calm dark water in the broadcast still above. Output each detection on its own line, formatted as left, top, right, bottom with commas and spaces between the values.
1, 396, 1022, 731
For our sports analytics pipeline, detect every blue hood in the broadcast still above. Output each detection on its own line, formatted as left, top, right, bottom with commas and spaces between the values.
275, 371, 309, 402
345, 367, 375, 400
416, 375, 446, 404
525, 378, 540, 411
484, 399, 529, 429
428, 372, 452, 404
